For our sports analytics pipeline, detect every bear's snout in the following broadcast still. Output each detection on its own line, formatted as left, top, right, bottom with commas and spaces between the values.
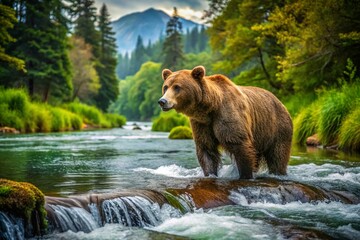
158, 98, 167, 107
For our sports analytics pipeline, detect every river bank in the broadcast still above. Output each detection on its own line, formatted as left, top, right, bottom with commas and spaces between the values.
0, 88, 126, 134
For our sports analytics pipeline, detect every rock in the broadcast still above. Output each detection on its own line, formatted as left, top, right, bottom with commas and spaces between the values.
306, 134, 321, 146
0, 127, 20, 134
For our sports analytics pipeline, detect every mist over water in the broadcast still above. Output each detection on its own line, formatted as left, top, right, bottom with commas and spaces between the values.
1, 122, 359, 239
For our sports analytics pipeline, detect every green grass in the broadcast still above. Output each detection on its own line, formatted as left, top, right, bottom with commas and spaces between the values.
169, 126, 193, 139
26, 103, 52, 133
0, 88, 125, 133
317, 83, 360, 145
63, 102, 126, 128
152, 110, 190, 132
339, 108, 360, 151
283, 92, 317, 117
105, 113, 126, 128
293, 102, 320, 144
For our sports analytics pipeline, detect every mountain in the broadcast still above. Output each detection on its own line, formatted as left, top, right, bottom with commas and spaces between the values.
111, 8, 202, 55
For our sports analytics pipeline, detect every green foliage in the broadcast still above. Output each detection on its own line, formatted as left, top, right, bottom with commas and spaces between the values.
169, 126, 193, 139
152, 111, 190, 132
26, 103, 52, 133
94, 3, 119, 111
0, 4, 25, 71
0, 87, 124, 132
339, 108, 360, 152
162, 7, 185, 70
109, 61, 162, 121
63, 101, 125, 128
292, 64, 360, 149
317, 82, 360, 145
1, 1, 72, 102
283, 92, 317, 118
105, 113, 126, 128
0, 88, 30, 131
63, 102, 102, 125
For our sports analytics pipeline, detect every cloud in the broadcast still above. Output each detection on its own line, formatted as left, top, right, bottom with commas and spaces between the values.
94, 0, 208, 22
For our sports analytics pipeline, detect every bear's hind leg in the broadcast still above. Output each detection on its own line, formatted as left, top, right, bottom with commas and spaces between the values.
265, 142, 290, 175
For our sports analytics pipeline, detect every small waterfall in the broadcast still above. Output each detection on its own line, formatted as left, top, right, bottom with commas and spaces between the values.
102, 196, 182, 227
0, 211, 25, 240
46, 195, 183, 234
47, 204, 100, 233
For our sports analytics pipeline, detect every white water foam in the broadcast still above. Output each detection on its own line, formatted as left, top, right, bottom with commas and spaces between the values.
151, 212, 277, 240
228, 192, 360, 239
134, 164, 240, 179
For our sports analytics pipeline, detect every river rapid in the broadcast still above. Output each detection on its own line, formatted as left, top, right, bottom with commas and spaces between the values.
0, 122, 359, 239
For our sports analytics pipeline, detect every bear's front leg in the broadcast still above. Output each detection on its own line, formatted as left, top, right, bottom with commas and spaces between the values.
191, 120, 221, 176
225, 141, 256, 179
195, 144, 221, 176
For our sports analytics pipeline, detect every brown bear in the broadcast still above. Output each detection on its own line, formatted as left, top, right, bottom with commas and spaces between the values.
158, 66, 293, 179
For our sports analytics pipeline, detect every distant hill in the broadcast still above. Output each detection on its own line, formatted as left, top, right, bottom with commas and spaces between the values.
111, 8, 202, 55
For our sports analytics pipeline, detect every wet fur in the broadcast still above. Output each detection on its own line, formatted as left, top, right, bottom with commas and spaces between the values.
161, 66, 293, 179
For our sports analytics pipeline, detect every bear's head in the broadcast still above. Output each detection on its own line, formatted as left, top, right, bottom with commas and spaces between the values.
158, 66, 205, 114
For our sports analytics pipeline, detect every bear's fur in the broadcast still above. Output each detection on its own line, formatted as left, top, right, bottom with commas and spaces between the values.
158, 66, 293, 179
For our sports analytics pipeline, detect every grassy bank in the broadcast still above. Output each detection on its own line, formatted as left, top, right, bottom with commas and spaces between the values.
0, 88, 126, 133
290, 62, 360, 152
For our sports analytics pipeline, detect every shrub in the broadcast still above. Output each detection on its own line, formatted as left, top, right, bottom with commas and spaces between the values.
105, 113, 126, 128
0, 88, 31, 131
26, 103, 52, 133
339, 108, 360, 151
152, 111, 190, 132
0, 103, 24, 131
63, 102, 103, 126
169, 126, 193, 139
283, 92, 317, 117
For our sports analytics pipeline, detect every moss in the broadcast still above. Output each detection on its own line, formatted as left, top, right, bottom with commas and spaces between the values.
162, 191, 190, 214
169, 126, 193, 139
0, 179, 47, 235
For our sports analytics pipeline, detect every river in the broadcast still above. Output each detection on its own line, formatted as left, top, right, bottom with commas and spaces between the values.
0, 122, 359, 239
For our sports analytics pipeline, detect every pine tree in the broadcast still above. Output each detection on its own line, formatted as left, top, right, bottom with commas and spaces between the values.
94, 3, 119, 111
162, 7, 185, 70
0, 4, 24, 73
1, 0, 72, 102
68, 0, 99, 57
130, 35, 148, 75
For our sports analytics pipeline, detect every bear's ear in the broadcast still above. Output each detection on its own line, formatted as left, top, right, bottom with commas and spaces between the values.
191, 66, 205, 81
162, 69, 172, 81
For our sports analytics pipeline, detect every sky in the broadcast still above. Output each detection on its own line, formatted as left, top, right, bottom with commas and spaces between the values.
94, 0, 209, 23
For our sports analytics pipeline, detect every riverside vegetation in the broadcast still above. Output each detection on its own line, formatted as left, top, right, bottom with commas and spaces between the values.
0, 88, 126, 133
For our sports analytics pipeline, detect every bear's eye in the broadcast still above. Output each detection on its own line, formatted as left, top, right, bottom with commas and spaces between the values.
174, 85, 181, 93
163, 85, 168, 93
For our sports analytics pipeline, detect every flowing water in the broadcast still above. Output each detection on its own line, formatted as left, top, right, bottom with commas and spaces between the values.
0, 122, 359, 239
